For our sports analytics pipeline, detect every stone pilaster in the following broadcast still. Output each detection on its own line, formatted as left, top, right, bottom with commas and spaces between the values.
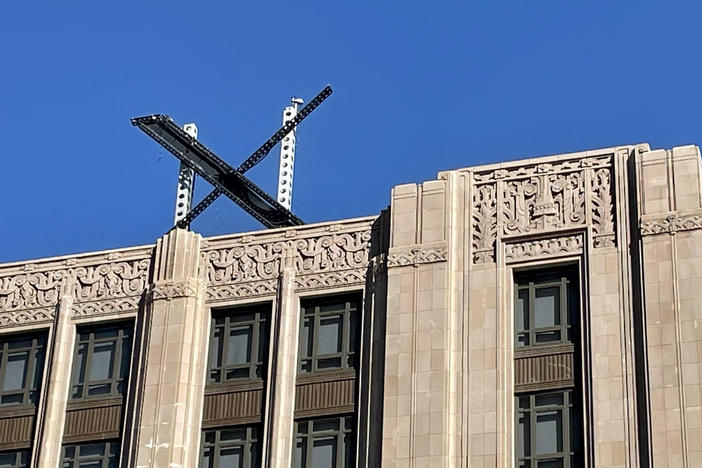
266, 260, 300, 467
382, 179, 459, 467
35, 284, 77, 468
638, 146, 702, 468
133, 229, 209, 468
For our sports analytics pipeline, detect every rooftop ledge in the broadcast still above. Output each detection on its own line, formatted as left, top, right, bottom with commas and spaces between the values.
0, 214, 379, 273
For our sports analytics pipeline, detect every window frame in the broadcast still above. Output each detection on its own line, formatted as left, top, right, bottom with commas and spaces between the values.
61, 440, 119, 467
70, 322, 133, 401
293, 415, 355, 468
298, 294, 361, 375
200, 425, 260, 468
207, 305, 269, 385
0, 450, 29, 468
514, 270, 577, 349
0, 332, 46, 408
516, 389, 581, 468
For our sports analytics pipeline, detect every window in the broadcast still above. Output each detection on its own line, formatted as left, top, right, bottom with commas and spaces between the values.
299, 295, 360, 374
0, 451, 28, 468
71, 323, 133, 400
293, 415, 355, 468
61, 440, 119, 467
200, 425, 260, 468
0, 333, 46, 406
515, 271, 577, 348
208, 305, 269, 384
516, 390, 582, 468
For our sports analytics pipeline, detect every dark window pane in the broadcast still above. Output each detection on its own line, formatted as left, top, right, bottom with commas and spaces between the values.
534, 287, 559, 328
537, 458, 564, 468
219, 447, 242, 468
1, 394, 22, 405
516, 289, 529, 332
73, 345, 87, 386
311, 437, 336, 468
535, 393, 563, 407
89, 343, 115, 381
0, 453, 16, 467
517, 333, 529, 348
220, 429, 246, 442
3, 352, 28, 392
313, 419, 340, 432
209, 328, 222, 371
535, 410, 562, 455
317, 357, 342, 369
535, 331, 561, 343
300, 319, 313, 358
517, 413, 530, 458
318, 316, 342, 355
80, 443, 105, 457
227, 326, 252, 365
294, 440, 305, 468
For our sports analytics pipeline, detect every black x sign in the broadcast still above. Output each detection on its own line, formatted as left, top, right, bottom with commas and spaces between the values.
131, 85, 332, 229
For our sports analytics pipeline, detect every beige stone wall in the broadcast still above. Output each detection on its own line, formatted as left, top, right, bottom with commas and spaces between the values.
638, 145, 702, 468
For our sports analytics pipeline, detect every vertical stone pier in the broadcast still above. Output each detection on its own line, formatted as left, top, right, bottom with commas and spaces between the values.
133, 229, 209, 467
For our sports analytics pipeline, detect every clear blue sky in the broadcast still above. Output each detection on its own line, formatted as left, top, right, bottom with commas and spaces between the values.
1, 2, 700, 262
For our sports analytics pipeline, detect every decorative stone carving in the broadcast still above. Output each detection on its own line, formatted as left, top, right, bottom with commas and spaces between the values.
591, 168, 616, 247
0, 308, 56, 326
294, 269, 367, 290
150, 280, 201, 300
0, 271, 64, 314
387, 246, 448, 268
203, 223, 374, 297
640, 213, 702, 236
294, 229, 372, 290
504, 235, 584, 263
471, 155, 616, 263
203, 241, 285, 302
0, 248, 153, 323
472, 184, 498, 263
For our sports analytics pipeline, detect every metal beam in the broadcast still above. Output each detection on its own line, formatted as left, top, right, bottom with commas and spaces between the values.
131, 114, 303, 228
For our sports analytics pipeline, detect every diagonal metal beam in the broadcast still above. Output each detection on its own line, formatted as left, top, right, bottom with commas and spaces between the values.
131, 114, 303, 228
237, 85, 332, 172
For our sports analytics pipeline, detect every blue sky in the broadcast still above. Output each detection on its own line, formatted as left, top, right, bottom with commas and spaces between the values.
1, 2, 700, 262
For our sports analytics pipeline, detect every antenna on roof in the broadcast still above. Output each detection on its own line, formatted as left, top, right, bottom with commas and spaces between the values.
131, 85, 333, 231
276, 97, 303, 210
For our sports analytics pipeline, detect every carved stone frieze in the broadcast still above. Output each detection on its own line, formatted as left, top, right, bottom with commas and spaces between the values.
640, 213, 702, 236
0, 270, 64, 314
387, 245, 448, 268
149, 279, 202, 301
206, 281, 277, 302
504, 235, 584, 263
295, 230, 371, 274
472, 155, 616, 263
203, 223, 374, 296
295, 269, 367, 290
0, 248, 152, 323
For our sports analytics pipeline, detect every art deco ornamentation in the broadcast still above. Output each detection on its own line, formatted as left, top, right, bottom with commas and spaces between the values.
504, 235, 584, 263
294, 229, 372, 291
150, 280, 202, 300
203, 224, 374, 297
203, 240, 285, 302
640, 213, 702, 236
471, 155, 616, 263
387, 246, 448, 268
295, 230, 371, 274
0, 271, 64, 315
0, 249, 153, 323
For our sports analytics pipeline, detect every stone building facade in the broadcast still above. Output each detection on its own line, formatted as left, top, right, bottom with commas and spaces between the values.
0, 143, 701, 467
